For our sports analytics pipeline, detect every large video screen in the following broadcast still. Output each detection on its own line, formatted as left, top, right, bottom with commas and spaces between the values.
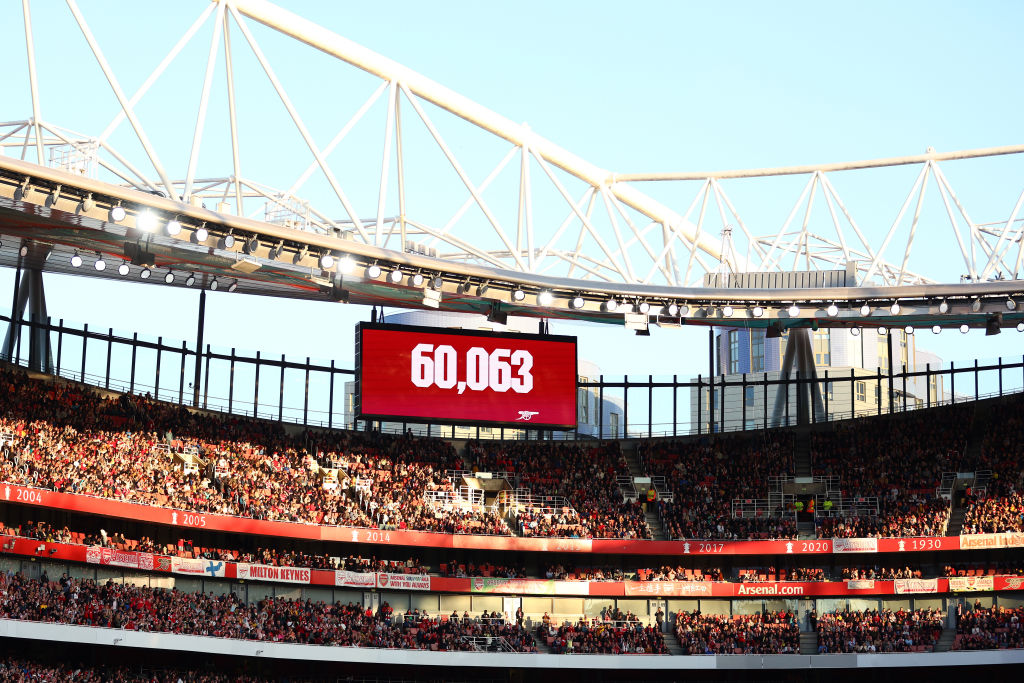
356, 323, 577, 429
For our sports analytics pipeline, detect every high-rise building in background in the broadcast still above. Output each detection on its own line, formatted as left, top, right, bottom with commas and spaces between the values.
690, 327, 945, 433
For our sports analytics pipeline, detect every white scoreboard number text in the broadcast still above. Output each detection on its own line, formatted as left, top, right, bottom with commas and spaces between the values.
410, 344, 534, 394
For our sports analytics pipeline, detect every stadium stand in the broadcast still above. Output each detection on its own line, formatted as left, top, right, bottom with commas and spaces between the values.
815, 608, 944, 653
674, 610, 800, 654
954, 604, 1024, 650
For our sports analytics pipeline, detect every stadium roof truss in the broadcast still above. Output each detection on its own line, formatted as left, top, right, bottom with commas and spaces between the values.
1, 0, 1024, 330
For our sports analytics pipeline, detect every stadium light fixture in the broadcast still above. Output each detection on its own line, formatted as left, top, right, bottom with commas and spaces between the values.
366, 263, 382, 279
166, 217, 182, 236
185, 273, 196, 287
117, 261, 130, 276
271, 241, 285, 260
665, 302, 679, 317
80, 193, 95, 213
388, 267, 403, 283
570, 295, 585, 310
860, 303, 871, 316
826, 303, 839, 317
877, 326, 887, 335
140, 267, 151, 280
889, 301, 901, 315
1018, 322, 1024, 332
457, 279, 472, 295
109, 203, 126, 223
850, 327, 861, 337
938, 299, 949, 314
319, 252, 335, 270
70, 251, 82, 267
722, 305, 734, 317
164, 271, 175, 285
194, 223, 209, 243
244, 236, 260, 255
46, 184, 61, 207
429, 275, 444, 291
932, 325, 941, 334
638, 301, 651, 314
136, 211, 157, 232
751, 305, 764, 318
93, 253, 105, 272
1007, 298, 1017, 311
209, 277, 219, 291
14, 177, 30, 201
511, 288, 527, 302
971, 298, 982, 313
678, 304, 689, 317
787, 304, 799, 317
538, 290, 555, 306
228, 281, 238, 293
960, 324, 969, 334
410, 272, 425, 287
219, 231, 236, 250
603, 298, 619, 313
476, 281, 491, 297
338, 255, 356, 275
904, 325, 914, 335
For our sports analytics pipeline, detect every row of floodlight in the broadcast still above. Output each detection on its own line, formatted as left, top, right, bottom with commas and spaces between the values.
68, 250, 237, 291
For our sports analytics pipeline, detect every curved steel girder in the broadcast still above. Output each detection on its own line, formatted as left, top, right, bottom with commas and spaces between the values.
228, 0, 725, 265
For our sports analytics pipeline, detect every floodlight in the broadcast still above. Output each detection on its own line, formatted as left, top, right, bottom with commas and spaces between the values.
140, 268, 151, 280
638, 301, 651, 314
319, 252, 335, 270
388, 267, 403, 283
185, 273, 196, 287
136, 211, 157, 232
271, 241, 285, 260
1018, 322, 1024, 332
429, 275, 444, 290
538, 290, 554, 306
1007, 298, 1017, 311
410, 272, 425, 287
850, 327, 861, 337
366, 263, 382, 279
93, 253, 105, 271
219, 232, 236, 249
209, 278, 219, 291
164, 271, 175, 285
166, 218, 182, 236
722, 305, 734, 317
877, 326, 887, 335
81, 193, 96, 213
228, 281, 238, 293
338, 255, 356, 274
959, 324, 969, 334
244, 236, 260, 255
860, 303, 871, 316
787, 304, 799, 317
570, 295, 585, 309
890, 301, 901, 315
604, 298, 619, 313
904, 325, 914, 335
118, 262, 130, 276
938, 299, 949, 314
752, 306, 764, 318
932, 325, 941, 334
511, 288, 526, 302
827, 303, 839, 317
194, 224, 209, 243
665, 302, 679, 317
109, 203, 126, 223
70, 251, 82, 267
971, 298, 982, 313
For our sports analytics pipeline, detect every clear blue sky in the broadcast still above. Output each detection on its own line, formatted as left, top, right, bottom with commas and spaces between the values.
2, 1, 1023, 428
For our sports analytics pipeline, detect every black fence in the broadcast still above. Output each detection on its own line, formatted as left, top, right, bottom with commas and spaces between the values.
3, 313, 1023, 440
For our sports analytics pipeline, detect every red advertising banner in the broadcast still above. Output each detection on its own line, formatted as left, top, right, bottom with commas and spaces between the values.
357, 323, 577, 428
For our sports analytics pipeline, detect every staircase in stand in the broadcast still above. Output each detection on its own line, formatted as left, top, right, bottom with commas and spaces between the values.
794, 428, 812, 478
645, 511, 669, 541
799, 631, 819, 655
662, 632, 685, 655
622, 444, 644, 478
934, 627, 956, 653
621, 444, 665, 540
946, 507, 967, 537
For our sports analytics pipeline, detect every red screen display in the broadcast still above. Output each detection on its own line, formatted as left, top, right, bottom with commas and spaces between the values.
357, 324, 577, 428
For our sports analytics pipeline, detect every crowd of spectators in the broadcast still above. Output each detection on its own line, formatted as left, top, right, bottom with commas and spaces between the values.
0, 571, 536, 652
812, 405, 966, 538
467, 441, 650, 540
674, 610, 799, 654
640, 433, 797, 541
439, 561, 525, 579
954, 604, 1024, 650
0, 659, 284, 682
840, 565, 920, 580
737, 567, 825, 582
633, 565, 724, 582
537, 612, 666, 654
815, 608, 943, 653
